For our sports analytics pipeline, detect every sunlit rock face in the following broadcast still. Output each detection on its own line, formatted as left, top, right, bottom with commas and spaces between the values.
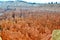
52, 30, 60, 40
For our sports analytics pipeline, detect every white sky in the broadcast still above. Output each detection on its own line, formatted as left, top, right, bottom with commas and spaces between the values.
0, 0, 60, 3
0, 0, 15, 1
23, 0, 60, 3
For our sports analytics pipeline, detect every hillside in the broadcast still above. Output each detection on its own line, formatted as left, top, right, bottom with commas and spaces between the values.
0, 1, 60, 13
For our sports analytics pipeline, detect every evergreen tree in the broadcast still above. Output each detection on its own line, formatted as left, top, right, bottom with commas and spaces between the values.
51, 2, 53, 4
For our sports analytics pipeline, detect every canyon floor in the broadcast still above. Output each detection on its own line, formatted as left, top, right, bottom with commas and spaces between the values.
0, 3, 60, 40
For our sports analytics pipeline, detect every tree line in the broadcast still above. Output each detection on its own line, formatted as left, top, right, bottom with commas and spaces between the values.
48, 2, 58, 4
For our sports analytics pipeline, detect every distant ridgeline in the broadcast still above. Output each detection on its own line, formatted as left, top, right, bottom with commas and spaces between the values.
0, 1, 41, 11
0, 1, 59, 12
